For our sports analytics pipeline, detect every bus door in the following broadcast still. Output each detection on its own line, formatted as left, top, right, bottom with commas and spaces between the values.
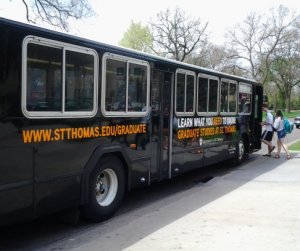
252, 85, 263, 151
151, 70, 173, 181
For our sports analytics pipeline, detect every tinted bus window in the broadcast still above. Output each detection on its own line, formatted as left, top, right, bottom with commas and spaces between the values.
220, 79, 237, 114
198, 76, 208, 112
229, 82, 237, 113
186, 74, 195, 112
208, 79, 219, 113
220, 81, 229, 112
239, 83, 252, 114
22, 36, 98, 118
26, 44, 62, 112
176, 73, 185, 113
198, 75, 219, 114
65, 51, 94, 111
175, 69, 195, 115
103, 53, 149, 116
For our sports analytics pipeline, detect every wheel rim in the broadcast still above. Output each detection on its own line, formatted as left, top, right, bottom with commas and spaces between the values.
238, 140, 244, 160
95, 168, 118, 206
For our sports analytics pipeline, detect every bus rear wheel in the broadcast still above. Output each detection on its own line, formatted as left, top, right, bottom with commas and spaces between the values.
81, 155, 125, 222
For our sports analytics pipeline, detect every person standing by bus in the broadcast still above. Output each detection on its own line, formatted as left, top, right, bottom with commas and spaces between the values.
272, 109, 291, 159
259, 104, 275, 156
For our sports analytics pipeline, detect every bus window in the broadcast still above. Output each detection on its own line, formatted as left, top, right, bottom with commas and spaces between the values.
229, 82, 237, 113
197, 74, 219, 115
26, 44, 62, 112
176, 73, 185, 112
65, 50, 94, 112
22, 36, 98, 118
220, 81, 229, 112
220, 79, 237, 114
239, 82, 252, 114
102, 53, 149, 116
105, 58, 127, 111
197, 76, 208, 113
208, 78, 219, 113
129, 63, 147, 112
175, 69, 195, 115
186, 74, 195, 112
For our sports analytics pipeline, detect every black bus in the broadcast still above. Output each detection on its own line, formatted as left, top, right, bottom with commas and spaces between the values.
0, 17, 263, 227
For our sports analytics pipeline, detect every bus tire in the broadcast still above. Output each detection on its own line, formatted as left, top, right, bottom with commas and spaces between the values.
225, 137, 245, 167
236, 137, 246, 166
81, 155, 125, 222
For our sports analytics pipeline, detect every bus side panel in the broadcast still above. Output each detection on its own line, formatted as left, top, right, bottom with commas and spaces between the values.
0, 146, 34, 226
171, 151, 204, 176
0, 25, 35, 226
0, 26, 6, 123
34, 175, 81, 217
0, 146, 33, 185
0, 185, 33, 226
204, 145, 229, 166
131, 160, 150, 188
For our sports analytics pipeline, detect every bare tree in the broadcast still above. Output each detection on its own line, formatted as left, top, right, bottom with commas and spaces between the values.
21, 0, 95, 31
225, 5, 299, 85
268, 37, 300, 112
149, 7, 209, 62
186, 43, 241, 75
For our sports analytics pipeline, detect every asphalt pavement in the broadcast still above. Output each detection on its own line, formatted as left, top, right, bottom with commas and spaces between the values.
38, 134, 300, 251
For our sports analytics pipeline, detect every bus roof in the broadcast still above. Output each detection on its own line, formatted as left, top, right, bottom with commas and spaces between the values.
0, 17, 260, 85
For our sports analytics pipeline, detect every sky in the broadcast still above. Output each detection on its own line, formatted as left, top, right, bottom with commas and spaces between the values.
0, 0, 299, 46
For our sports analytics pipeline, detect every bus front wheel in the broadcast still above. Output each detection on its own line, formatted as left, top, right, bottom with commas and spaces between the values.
81, 155, 125, 222
226, 137, 246, 167
237, 137, 246, 165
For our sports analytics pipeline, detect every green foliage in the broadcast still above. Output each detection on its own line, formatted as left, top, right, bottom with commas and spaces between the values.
290, 99, 300, 110
262, 110, 300, 121
119, 21, 152, 53
294, 96, 300, 110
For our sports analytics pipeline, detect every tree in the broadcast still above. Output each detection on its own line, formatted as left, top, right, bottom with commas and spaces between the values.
186, 43, 241, 75
149, 7, 209, 62
225, 5, 299, 85
21, 0, 95, 31
268, 38, 300, 112
119, 21, 153, 53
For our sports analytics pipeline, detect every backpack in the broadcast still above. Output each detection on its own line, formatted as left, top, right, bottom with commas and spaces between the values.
284, 117, 294, 133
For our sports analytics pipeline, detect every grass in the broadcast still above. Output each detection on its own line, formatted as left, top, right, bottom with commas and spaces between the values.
288, 141, 300, 151
262, 110, 300, 122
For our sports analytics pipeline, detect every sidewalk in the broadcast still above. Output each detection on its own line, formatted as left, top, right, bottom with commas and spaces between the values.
40, 150, 300, 251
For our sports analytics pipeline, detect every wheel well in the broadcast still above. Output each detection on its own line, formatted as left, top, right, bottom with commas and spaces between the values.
80, 147, 131, 205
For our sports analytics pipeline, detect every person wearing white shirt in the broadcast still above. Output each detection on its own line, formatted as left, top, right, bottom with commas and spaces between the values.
272, 109, 291, 159
259, 104, 275, 156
